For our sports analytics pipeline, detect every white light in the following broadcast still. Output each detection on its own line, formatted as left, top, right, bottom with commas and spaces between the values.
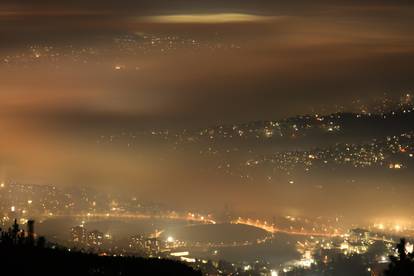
271, 270, 278, 276
11, 206, 15, 212
167, 236, 174, 243
406, 243, 413, 254
170, 251, 189, 257
180, 257, 196, 263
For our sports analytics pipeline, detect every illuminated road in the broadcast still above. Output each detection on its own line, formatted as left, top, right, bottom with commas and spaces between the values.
51, 211, 216, 224
50, 212, 343, 239
231, 218, 343, 238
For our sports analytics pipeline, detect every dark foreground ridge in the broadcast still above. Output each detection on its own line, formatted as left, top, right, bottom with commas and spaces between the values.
0, 220, 201, 276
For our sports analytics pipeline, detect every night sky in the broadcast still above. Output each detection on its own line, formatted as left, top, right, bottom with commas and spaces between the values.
2, 1, 414, 125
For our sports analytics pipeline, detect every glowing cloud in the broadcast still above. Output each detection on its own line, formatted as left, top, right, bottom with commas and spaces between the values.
141, 13, 276, 24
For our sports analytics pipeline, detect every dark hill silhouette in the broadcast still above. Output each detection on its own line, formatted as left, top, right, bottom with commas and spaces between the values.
385, 238, 414, 276
0, 220, 201, 276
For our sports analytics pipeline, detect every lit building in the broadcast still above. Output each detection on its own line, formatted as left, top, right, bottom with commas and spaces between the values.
88, 230, 104, 247
71, 226, 87, 245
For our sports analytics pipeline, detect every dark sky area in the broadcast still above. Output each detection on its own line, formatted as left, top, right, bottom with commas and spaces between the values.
1, 0, 414, 126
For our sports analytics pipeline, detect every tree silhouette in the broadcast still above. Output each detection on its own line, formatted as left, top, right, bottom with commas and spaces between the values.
385, 238, 414, 276
0, 220, 201, 276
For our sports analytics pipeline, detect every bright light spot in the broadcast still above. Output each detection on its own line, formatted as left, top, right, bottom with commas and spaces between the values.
27, 200, 32, 204
271, 270, 278, 276
264, 128, 273, 138
379, 255, 388, 263
299, 258, 314, 268
406, 242, 414, 254
180, 257, 196, 263
389, 163, 403, 169
167, 236, 174, 243
170, 251, 189, 257
10, 206, 15, 212
340, 242, 349, 250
